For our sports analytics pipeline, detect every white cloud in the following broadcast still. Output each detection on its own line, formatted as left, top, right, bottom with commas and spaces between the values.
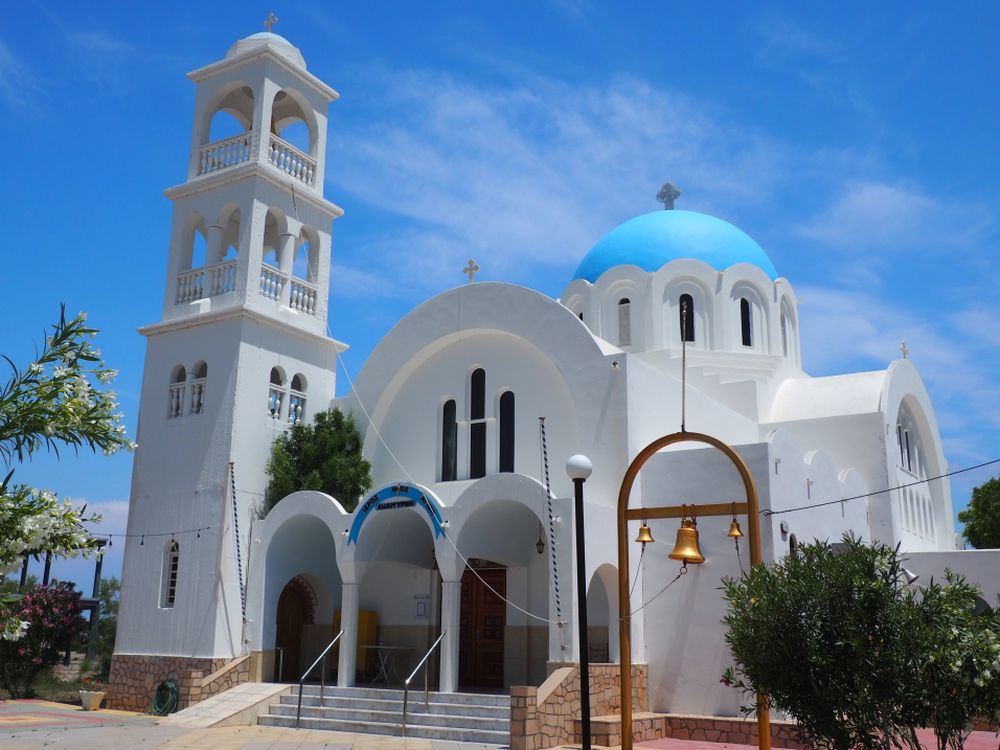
0, 40, 36, 111
329, 69, 792, 296
798, 180, 991, 252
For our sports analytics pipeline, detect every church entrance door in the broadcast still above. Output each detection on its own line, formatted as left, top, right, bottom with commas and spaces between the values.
275, 578, 313, 681
458, 563, 506, 690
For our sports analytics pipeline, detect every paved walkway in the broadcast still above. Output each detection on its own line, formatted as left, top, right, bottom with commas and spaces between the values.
0, 700, 504, 750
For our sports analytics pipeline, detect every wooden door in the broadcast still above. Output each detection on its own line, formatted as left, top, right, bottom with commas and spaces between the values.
459, 566, 506, 689
275, 585, 307, 681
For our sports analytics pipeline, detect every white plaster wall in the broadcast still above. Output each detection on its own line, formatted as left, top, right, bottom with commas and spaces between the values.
903, 550, 1000, 606
117, 314, 339, 659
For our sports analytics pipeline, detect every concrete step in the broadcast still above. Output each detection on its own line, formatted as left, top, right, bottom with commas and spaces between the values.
269, 703, 508, 731
285, 694, 509, 718
295, 685, 509, 707
258, 713, 509, 744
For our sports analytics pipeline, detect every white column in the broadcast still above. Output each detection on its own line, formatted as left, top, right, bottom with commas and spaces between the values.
279, 232, 295, 307
337, 583, 359, 687
206, 224, 225, 265
439, 579, 461, 693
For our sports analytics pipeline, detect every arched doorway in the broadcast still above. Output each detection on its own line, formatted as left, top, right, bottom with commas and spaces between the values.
587, 564, 619, 664
275, 576, 316, 681
454, 498, 549, 689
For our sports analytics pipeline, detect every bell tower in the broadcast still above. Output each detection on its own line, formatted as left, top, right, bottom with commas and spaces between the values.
111, 30, 346, 708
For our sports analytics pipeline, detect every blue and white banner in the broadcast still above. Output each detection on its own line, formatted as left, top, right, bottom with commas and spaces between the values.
347, 483, 446, 545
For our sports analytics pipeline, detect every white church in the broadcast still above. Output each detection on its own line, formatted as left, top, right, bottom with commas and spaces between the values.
110, 28, 998, 738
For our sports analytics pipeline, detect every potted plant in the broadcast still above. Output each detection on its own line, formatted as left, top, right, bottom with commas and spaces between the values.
79, 676, 106, 711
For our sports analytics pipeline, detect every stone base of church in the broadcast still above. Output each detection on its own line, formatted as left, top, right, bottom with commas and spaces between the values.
107, 654, 247, 712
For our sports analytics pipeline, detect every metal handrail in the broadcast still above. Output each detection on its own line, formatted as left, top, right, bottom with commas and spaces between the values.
295, 629, 344, 729
401, 630, 446, 738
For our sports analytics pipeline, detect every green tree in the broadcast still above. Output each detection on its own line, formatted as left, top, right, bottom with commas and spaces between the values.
264, 407, 371, 513
722, 534, 1000, 750
903, 573, 1000, 750
91, 577, 119, 679
0, 307, 132, 640
958, 476, 1000, 549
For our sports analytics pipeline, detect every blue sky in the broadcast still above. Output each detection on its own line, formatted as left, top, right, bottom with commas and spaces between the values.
3, 2, 999, 589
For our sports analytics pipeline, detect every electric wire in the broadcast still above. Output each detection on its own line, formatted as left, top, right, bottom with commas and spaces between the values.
762, 456, 1000, 517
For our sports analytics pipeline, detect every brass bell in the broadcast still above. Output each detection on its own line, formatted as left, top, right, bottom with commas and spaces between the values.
635, 523, 655, 546
668, 517, 705, 564
727, 518, 744, 539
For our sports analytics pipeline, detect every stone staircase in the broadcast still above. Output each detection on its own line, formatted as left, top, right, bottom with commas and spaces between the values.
258, 685, 510, 744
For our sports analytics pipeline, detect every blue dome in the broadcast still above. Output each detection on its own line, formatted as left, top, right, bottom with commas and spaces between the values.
573, 210, 778, 283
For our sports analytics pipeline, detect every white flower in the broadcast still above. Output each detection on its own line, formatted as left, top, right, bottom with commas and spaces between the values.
28, 363, 43, 375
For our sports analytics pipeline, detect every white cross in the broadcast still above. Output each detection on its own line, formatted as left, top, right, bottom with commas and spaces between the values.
900, 340, 909, 359
463, 259, 480, 284
264, 12, 279, 32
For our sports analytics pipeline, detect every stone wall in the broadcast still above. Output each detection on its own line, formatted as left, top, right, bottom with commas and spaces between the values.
587, 712, 805, 749
107, 654, 253, 712
177, 654, 253, 706
510, 663, 648, 750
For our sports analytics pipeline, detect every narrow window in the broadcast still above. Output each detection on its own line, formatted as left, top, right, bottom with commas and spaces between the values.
162, 541, 180, 608
780, 313, 788, 356
904, 430, 912, 471
470, 369, 486, 479
168, 366, 187, 419
679, 294, 695, 342
578, 311, 584, 321
190, 362, 207, 415
499, 391, 515, 473
897, 425, 905, 466
268, 367, 285, 420
289, 374, 307, 425
441, 399, 457, 482
618, 298, 631, 347
740, 298, 752, 347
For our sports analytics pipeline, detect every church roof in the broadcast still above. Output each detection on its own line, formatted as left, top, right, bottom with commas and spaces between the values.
573, 209, 778, 283
225, 31, 306, 69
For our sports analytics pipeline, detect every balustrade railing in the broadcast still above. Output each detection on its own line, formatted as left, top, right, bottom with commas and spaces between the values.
267, 134, 316, 186
207, 260, 237, 296
198, 133, 253, 176
289, 279, 318, 315
259, 265, 285, 302
176, 268, 205, 303
189, 380, 206, 415
268, 388, 285, 420
168, 384, 186, 419
288, 392, 306, 425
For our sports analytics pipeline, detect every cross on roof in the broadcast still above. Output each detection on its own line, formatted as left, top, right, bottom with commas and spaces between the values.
463, 259, 480, 284
900, 340, 909, 359
264, 12, 279, 32
657, 181, 681, 210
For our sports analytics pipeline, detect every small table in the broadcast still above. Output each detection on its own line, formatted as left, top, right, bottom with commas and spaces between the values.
360, 644, 411, 684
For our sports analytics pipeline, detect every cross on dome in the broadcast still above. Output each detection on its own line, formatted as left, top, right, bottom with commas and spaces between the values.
657, 181, 681, 210
264, 12, 279, 32
463, 258, 480, 284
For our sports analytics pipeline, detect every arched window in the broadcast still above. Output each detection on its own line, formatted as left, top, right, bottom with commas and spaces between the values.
679, 294, 695, 343
740, 298, 752, 347
780, 313, 789, 356
162, 540, 180, 608
499, 391, 515, 473
578, 311, 584, 322
190, 362, 207, 415
618, 298, 631, 347
289, 374, 307, 425
168, 366, 187, 419
441, 399, 458, 482
469, 368, 487, 479
268, 367, 286, 420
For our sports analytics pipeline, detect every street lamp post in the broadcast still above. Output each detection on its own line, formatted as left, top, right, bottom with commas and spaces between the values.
567, 454, 593, 750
